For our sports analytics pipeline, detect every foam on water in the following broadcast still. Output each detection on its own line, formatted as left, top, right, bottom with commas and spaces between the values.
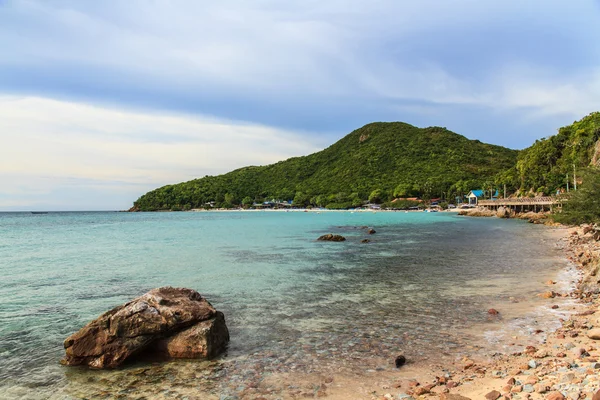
0, 211, 570, 398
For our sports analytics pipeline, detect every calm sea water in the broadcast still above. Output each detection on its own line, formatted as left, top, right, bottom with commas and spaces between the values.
0, 211, 569, 399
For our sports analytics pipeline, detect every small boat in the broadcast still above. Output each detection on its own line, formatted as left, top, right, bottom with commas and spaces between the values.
31, 212, 48, 214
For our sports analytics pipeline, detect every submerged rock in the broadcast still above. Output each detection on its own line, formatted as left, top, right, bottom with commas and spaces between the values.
317, 234, 346, 242
61, 287, 229, 368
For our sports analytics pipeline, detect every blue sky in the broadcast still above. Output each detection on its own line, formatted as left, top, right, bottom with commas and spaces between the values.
1, 1, 600, 210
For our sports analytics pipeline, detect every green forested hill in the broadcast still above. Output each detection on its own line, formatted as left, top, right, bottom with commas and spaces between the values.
132, 122, 518, 211
497, 112, 600, 195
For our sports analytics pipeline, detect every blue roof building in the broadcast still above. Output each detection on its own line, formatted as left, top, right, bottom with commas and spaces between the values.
467, 189, 499, 205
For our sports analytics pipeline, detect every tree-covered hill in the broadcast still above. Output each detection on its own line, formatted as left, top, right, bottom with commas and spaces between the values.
497, 112, 600, 195
132, 122, 518, 211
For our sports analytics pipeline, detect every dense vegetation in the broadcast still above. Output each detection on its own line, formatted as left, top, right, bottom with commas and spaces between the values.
498, 112, 600, 195
132, 122, 518, 211
554, 167, 600, 224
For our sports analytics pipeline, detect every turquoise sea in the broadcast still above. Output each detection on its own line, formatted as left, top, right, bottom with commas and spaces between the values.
0, 211, 570, 399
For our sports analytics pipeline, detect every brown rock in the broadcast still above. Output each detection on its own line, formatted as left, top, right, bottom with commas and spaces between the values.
592, 389, 600, 400
151, 311, 229, 358
534, 384, 548, 393
511, 385, 523, 393
62, 287, 228, 368
534, 350, 548, 358
507, 377, 516, 385
368, 228, 376, 234
488, 309, 500, 315
496, 207, 510, 218
525, 345, 537, 354
545, 392, 565, 400
538, 291, 556, 299
485, 390, 501, 400
413, 386, 430, 396
317, 234, 346, 242
446, 381, 458, 388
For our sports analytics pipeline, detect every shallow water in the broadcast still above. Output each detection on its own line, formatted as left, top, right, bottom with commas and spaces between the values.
0, 211, 570, 399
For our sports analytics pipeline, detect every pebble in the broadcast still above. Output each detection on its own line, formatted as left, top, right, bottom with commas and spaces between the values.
546, 391, 566, 400
534, 383, 548, 393
587, 329, 600, 340
528, 360, 538, 369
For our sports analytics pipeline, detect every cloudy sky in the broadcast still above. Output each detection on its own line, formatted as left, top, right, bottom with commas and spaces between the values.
1, 1, 599, 210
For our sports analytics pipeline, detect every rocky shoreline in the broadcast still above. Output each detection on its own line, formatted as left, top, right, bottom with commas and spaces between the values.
368, 224, 600, 400
458, 207, 551, 224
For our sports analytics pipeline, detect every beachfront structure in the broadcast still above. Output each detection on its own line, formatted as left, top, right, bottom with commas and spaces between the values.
252, 200, 293, 209
467, 190, 499, 205
478, 196, 563, 213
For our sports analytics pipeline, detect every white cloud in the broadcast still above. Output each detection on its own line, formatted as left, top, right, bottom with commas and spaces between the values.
0, 96, 324, 210
492, 67, 600, 119
1, 0, 598, 126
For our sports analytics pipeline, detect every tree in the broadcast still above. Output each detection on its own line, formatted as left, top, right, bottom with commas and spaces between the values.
349, 192, 363, 207
369, 189, 383, 204
242, 196, 254, 207
393, 183, 414, 198
293, 191, 310, 207
224, 193, 237, 205
554, 168, 600, 224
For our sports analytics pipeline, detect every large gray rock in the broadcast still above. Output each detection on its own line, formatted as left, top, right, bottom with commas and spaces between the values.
61, 287, 229, 368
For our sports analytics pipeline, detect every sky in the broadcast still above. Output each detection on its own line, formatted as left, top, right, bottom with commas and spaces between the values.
1, 1, 600, 211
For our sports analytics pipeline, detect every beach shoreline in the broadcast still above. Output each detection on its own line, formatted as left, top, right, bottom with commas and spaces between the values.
353, 223, 599, 400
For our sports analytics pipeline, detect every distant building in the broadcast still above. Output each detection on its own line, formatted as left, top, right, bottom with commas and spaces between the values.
467, 190, 499, 205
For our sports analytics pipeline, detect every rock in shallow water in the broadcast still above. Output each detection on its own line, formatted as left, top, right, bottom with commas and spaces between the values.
61, 287, 229, 368
151, 311, 229, 359
317, 234, 346, 242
